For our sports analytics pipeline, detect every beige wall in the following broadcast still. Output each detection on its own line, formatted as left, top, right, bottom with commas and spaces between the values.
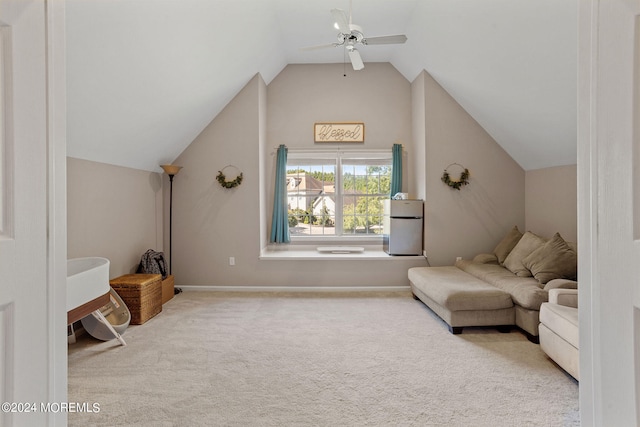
409, 68, 427, 200
168, 74, 264, 286
67, 157, 163, 278
67, 65, 575, 287
258, 67, 269, 251
525, 164, 577, 242
171, 66, 426, 287
266, 63, 411, 149
414, 71, 526, 265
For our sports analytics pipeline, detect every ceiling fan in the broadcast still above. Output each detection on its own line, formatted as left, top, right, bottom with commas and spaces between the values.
301, 1, 408, 71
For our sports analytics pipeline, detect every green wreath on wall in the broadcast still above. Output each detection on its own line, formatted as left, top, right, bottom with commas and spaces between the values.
216, 165, 243, 189
441, 163, 470, 190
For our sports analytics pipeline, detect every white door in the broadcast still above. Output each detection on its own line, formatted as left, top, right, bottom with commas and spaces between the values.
578, 0, 640, 425
0, 1, 66, 426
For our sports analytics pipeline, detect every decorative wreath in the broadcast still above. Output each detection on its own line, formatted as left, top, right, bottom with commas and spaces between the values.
216, 165, 243, 189
441, 163, 470, 190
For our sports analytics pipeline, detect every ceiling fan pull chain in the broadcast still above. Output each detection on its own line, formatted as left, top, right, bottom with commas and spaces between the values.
343, 47, 347, 77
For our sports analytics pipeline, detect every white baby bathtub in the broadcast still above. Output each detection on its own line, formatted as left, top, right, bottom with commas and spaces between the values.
67, 257, 127, 346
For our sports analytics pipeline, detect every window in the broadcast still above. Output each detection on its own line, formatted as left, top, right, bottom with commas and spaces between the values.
286, 150, 392, 238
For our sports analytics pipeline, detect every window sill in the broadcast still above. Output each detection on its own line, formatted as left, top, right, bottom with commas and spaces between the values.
260, 244, 426, 261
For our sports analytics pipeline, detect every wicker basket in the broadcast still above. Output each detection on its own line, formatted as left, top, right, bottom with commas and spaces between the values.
162, 275, 174, 305
110, 274, 162, 325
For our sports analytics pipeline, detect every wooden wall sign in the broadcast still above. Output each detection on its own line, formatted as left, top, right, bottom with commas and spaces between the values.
314, 123, 364, 143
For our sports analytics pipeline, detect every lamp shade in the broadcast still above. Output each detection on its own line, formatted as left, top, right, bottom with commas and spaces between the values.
161, 164, 183, 176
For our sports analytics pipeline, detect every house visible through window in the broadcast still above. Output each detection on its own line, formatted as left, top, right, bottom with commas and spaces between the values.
286, 150, 392, 238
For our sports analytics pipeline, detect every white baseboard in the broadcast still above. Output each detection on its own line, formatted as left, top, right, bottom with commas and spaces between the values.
177, 285, 411, 293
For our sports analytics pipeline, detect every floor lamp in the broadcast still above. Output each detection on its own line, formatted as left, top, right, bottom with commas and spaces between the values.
160, 164, 182, 279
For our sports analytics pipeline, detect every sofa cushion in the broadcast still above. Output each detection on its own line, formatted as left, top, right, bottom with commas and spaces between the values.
539, 302, 578, 349
503, 231, 547, 277
472, 253, 499, 264
408, 266, 513, 311
522, 233, 578, 284
493, 225, 523, 264
456, 260, 547, 310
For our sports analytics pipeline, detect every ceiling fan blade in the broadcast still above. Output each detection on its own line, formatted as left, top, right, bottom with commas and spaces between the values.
363, 35, 408, 45
348, 48, 364, 71
299, 43, 338, 51
331, 8, 351, 35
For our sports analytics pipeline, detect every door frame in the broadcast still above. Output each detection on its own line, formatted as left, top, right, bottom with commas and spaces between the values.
0, 1, 67, 425
46, 1, 68, 425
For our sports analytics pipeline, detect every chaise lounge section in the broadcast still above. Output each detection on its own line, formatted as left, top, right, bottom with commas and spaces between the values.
409, 227, 578, 341
409, 265, 515, 334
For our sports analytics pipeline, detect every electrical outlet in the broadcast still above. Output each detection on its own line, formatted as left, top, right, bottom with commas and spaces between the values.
456, 256, 462, 262
229, 257, 235, 266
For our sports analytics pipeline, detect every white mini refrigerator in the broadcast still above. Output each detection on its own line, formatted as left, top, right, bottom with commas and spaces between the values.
383, 199, 423, 255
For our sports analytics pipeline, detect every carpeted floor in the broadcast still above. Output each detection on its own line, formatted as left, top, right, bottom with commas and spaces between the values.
68, 291, 579, 426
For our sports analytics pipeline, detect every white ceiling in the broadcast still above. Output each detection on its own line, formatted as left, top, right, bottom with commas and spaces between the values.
66, 0, 577, 172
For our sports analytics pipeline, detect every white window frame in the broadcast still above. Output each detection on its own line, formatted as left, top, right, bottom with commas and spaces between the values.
286, 148, 393, 242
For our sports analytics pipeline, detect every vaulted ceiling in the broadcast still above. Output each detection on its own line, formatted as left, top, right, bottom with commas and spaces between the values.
66, 0, 577, 172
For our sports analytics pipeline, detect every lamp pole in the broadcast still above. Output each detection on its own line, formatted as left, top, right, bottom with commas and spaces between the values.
167, 173, 175, 274
160, 165, 182, 276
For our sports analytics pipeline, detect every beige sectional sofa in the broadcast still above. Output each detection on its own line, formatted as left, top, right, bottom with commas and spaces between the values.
409, 226, 577, 342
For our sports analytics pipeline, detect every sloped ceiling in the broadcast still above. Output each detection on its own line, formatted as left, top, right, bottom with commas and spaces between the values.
66, 0, 577, 172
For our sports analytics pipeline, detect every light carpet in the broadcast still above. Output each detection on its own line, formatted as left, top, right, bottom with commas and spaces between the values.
68, 291, 579, 426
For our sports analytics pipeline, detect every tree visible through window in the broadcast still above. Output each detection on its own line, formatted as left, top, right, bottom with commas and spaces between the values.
286, 150, 392, 237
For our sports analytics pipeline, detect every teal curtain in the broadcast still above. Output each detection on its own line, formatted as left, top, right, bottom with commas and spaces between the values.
391, 143, 403, 197
270, 144, 290, 243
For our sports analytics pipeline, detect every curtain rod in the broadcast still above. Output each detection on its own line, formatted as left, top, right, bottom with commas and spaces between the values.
271, 146, 402, 152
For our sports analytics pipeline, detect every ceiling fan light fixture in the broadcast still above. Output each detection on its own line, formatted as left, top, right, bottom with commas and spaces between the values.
301, 3, 408, 72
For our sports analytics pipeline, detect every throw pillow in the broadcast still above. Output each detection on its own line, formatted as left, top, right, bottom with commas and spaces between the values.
522, 232, 578, 284
503, 231, 547, 277
493, 225, 523, 264
473, 253, 499, 264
